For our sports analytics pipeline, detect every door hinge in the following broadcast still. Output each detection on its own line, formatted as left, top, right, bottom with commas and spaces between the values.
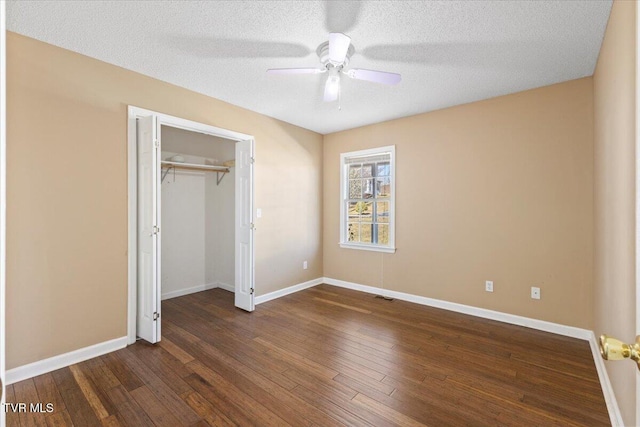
250, 288, 254, 295
153, 312, 160, 321
154, 139, 160, 149
250, 222, 255, 230
152, 225, 160, 235
250, 157, 255, 164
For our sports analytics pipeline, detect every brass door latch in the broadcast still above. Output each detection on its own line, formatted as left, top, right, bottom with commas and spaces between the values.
599, 335, 640, 370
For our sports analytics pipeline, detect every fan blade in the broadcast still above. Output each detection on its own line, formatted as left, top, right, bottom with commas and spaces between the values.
329, 33, 351, 64
323, 75, 340, 102
346, 69, 401, 85
267, 68, 325, 75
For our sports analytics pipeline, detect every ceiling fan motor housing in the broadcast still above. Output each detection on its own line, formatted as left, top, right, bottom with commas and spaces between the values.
317, 41, 355, 69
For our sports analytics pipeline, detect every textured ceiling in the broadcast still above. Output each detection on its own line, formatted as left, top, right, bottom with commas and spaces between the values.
7, 1, 612, 134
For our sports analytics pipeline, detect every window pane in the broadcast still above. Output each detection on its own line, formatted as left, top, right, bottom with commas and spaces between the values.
359, 202, 373, 222
377, 162, 390, 176
362, 163, 374, 178
348, 202, 359, 220
349, 179, 362, 198
376, 201, 389, 223
360, 223, 373, 243
349, 164, 361, 178
342, 147, 394, 250
347, 223, 359, 242
376, 177, 391, 198
362, 179, 374, 198
377, 224, 389, 245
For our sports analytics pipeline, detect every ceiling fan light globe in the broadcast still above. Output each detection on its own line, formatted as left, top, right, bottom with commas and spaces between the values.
324, 75, 340, 102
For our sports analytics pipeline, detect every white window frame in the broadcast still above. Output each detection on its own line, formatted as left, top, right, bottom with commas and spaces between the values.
340, 145, 396, 253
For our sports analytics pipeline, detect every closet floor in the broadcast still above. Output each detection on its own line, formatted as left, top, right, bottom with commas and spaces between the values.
7, 285, 609, 426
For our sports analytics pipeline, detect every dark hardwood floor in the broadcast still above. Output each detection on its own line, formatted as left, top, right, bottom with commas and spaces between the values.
7, 285, 610, 426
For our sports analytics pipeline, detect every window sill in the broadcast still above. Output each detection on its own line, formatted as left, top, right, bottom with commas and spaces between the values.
339, 243, 396, 254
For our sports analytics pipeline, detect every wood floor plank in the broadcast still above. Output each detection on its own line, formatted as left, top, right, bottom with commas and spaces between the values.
130, 385, 184, 427
7, 285, 610, 426
158, 335, 195, 364
333, 372, 395, 396
44, 410, 73, 427
177, 340, 344, 427
186, 360, 293, 427
78, 357, 121, 392
182, 391, 236, 427
100, 414, 123, 427
359, 375, 487, 427
106, 385, 155, 426
247, 319, 390, 382
5, 384, 21, 427
290, 365, 359, 399
184, 337, 319, 426
254, 336, 340, 379
115, 347, 200, 425
69, 364, 110, 419
292, 384, 379, 427
178, 323, 300, 390
12, 379, 47, 427
100, 352, 145, 392
312, 297, 373, 313
51, 368, 102, 426
127, 340, 194, 394
352, 392, 426, 427
33, 373, 66, 415
183, 373, 264, 427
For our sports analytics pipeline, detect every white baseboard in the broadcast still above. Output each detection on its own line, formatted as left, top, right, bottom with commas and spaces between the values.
587, 332, 623, 426
162, 282, 224, 300
216, 282, 235, 293
323, 277, 592, 339
6, 336, 127, 385
255, 277, 324, 305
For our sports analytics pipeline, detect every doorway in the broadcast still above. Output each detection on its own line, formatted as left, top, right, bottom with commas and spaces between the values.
127, 106, 255, 345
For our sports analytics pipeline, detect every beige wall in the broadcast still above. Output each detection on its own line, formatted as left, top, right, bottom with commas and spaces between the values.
324, 78, 594, 329
593, 1, 637, 425
6, 32, 323, 369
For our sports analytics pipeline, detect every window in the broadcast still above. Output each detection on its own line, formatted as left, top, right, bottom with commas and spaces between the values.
340, 146, 395, 253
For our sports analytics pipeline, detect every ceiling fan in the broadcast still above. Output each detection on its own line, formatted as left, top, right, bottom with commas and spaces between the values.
267, 33, 401, 103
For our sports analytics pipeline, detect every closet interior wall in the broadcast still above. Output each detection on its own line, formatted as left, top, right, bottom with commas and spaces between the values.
160, 125, 235, 299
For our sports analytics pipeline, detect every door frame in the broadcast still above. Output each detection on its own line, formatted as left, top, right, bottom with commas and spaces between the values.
1, 0, 7, 419
636, 1, 640, 422
126, 106, 255, 344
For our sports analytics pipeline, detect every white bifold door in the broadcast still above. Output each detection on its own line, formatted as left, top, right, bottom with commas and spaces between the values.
134, 112, 255, 344
136, 115, 161, 343
235, 139, 255, 312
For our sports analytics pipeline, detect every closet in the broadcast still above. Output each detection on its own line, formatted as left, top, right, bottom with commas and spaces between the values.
160, 125, 236, 300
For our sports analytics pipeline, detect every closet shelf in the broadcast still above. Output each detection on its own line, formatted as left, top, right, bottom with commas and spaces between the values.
161, 160, 230, 185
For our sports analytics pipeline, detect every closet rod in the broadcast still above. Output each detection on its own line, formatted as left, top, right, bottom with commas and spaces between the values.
160, 160, 230, 173
160, 160, 231, 185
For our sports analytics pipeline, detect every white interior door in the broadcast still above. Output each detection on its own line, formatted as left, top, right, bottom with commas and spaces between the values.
235, 139, 255, 311
136, 115, 161, 342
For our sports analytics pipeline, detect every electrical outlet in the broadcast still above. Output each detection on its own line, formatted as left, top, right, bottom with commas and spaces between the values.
303, 261, 308, 270
531, 286, 541, 300
485, 281, 493, 292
